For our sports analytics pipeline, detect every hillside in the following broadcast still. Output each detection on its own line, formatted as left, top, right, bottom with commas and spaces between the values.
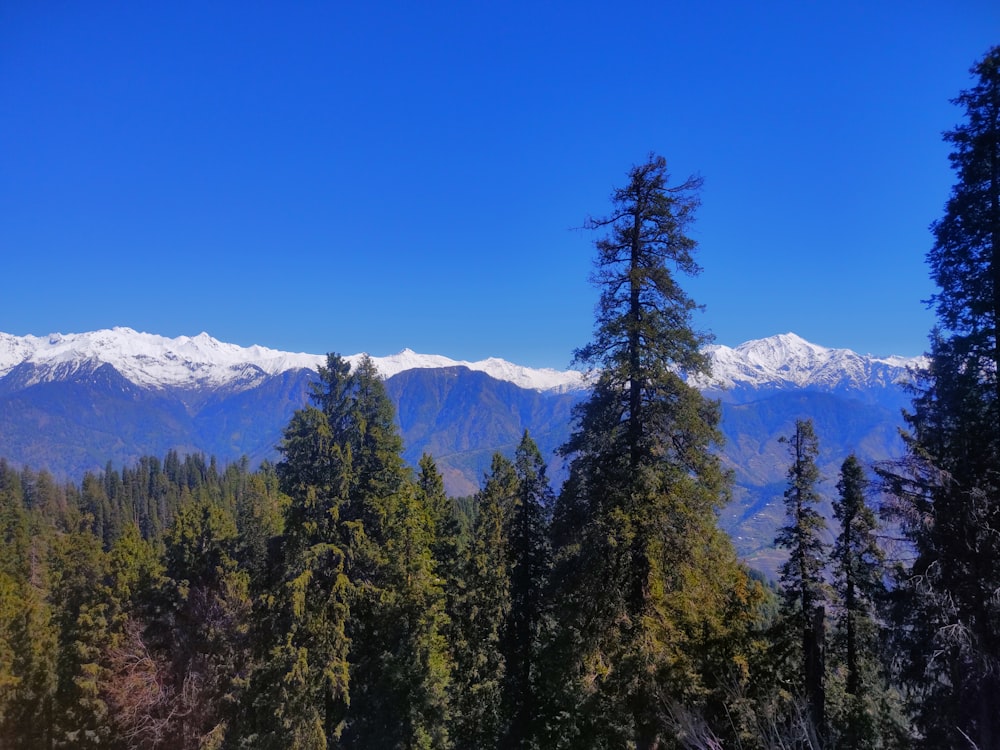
0, 328, 921, 568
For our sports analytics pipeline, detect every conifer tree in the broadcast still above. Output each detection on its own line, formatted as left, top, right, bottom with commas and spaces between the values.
1, 574, 56, 749
232, 468, 286, 592
417, 453, 461, 578
243, 354, 453, 749
450, 433, 554, 749
0, 570, 19, 733
417, 453, 464, 709
244, 357, 354, 748
0, 465, 57, 749
374, 480, 453, 750
502, 432, 553, 749
98, 522, 165, 748
775, 418, 828, 740
49, 527, 116, 748
163, 499, 251, 747
882, 44, 1000, 749
546, 154, 759, 749
452, 453, 516, 749
829, 454, 897, 750
336, 356, 452, 749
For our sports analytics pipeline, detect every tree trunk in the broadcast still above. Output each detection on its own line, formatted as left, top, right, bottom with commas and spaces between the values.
806, 605, 826, 740
628, 208, 643, 470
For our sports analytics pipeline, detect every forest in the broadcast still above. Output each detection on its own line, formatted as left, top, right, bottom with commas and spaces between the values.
1, 46, 998, 749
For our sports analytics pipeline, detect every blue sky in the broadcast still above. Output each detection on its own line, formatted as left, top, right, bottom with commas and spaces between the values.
2, 2, 998, 369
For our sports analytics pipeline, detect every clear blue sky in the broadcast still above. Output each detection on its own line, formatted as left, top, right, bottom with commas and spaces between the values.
2, 2, 997, 368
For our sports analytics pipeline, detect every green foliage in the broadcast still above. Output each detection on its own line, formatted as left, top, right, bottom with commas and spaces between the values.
231, 467, 286, 591
450, 435, 554, 749
334, 356, 452, 748
827, 455, 908, 750
882, 44, 1000, 749
246, 360, 353, 748
546, 154, 762, 748
0, 460, 58, 748
774, 418, 829, 740
241, 352, 455, 749
49, 528, 116, 748
452, 453, 516, 748
775, 420, 828, 627
502, 433, 553, 749
1, 575, 56, 749
20, 129, 1000, 744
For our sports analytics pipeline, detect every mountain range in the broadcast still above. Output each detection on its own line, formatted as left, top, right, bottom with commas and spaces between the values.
0, 328, 923, 572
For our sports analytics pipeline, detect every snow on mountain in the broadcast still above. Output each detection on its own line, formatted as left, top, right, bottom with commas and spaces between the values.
698, 332, 924, 391
350, 349, 587, 392
0, 328, 923, 395
0, 329, 326, 390
0, 329, 587, 393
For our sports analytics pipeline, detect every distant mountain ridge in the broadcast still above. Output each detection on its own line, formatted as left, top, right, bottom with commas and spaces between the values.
0, 328, 921, 395
0, 328, 924, 573
0, 329, 587, 394
699, 333, 923, 394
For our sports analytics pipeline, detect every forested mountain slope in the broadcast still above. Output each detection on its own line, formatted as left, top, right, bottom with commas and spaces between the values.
0, 328, 919, 564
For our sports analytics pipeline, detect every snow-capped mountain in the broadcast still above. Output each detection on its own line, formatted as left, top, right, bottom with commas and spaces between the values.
698, 332, 923, 392
0, 329, 320, 391
349, 349, 586, 393
0, 327, 921, 574
0, 328, 586, 394
0, 328, 920, 396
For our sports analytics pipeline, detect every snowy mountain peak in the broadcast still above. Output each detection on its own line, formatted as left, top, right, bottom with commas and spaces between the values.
0, 328, 922, 395
347, 349, 586, 392
701, 333, 923, 391
0, 330, 587, 393
0, 329, 326, 391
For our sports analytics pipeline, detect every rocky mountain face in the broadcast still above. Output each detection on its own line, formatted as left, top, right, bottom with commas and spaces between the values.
0, 329, 921, 570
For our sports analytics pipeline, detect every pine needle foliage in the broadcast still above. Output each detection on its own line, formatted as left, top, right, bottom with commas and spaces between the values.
775, 418, 829, 741
546, 154, 761, 749
882, 45, 1000, 749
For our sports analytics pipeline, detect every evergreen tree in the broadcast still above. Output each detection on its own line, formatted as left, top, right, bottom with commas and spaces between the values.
416, 453, 465, 724
502, 432, 553, 749
80, 472, 117, 550
99, 520, 164, 747
232, 467, 286, 592
0, 570, 19, 733
546, 154, 759, 749
241, 354, 453, 749
370, 480, 453, 750
882, 45, 1000, 749
417, 453, 461, 579
1, 572, 56, 749
452, 453, 516, 749
774, 418, 828, 740
336, 356, 452, 749
162, 499, 251, 748
829, 454, 896, 749
450, 433, 553, 749
236, 359, 356, 748
49, 527, 116, 748
0, 464, 58, 749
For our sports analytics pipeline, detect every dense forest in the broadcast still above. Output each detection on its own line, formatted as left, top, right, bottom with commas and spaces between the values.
1, 45, 998, 749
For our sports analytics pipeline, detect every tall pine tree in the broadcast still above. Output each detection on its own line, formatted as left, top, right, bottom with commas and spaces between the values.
452, 432, 553, 750
245, 353, 453, 749
452, 453, 516, 749
546, 154, 759, 749
774, 418, 828, 742
502, 432, 553, 749
883, 45, 1000, 749
338, 356, 452, 749
245, 356, 354, 748
829, 454, 893, 750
